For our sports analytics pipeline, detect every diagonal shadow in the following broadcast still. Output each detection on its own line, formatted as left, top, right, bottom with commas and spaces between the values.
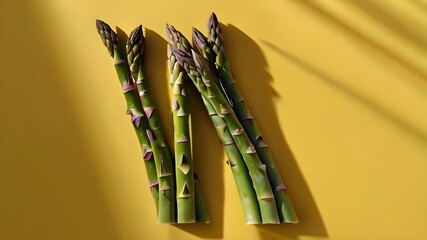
344, 0, 427, 53
261, 41, 427, 143
0, 1, 120, 240
409, 0, 427, 14
223, 25, 328, 239
290, 0, 427, 81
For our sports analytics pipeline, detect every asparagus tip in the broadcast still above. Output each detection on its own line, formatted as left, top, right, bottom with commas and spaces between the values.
208, 12, 219, 29
128, 25, 143, 43
165, 23, 177, 44
170, 44, 194, 72
192, 27, 207, 48
95, 19, 117, 57
96, 19, 110, 32
191, 49, 209, 74
127, 24, 144, 54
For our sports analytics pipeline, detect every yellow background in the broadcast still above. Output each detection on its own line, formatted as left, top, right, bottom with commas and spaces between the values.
1, 0, 427, 239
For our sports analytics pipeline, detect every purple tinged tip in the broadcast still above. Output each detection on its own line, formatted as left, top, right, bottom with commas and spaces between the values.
165, 24, 173, 42
144, 107, 155, 119
149, 180, 159, 188
208, 12, 218, 30
170, 44, 194, 71
192, 27, 208, 50
244, 112, 254, 120
191, 49, 212, 76
146, 129, 154, 142
128, 25, 144, 54
122, 81, 135, 93
257, 137, 269, 148
165, 24, 179, 44
172, 97, 179, 111
96, 19, 111, 32
127, 109, 142, 128
275, 182, 286, 190
191, 50, 203, 71
133, 116, 142, 128
142, 145, 153, 160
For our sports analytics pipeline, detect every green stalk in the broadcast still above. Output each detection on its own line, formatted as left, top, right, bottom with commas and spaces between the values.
193, 173, 210, 223
95, 20, 159, 212
171, 46, 280, 224
166, 24, 209, 223
126, 26, 175, 223
169, 47, 195, 224
201, 95, 261, 224
193, 28, 261, 224
208, 13, 298, 223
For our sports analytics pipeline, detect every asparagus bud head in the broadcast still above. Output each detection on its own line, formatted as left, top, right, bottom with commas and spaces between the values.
126, 25, 145, 74
95, 19, 118, 57
166, 24, 192, 51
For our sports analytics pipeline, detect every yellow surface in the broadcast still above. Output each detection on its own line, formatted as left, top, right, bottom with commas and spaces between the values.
1, 0, 427, 239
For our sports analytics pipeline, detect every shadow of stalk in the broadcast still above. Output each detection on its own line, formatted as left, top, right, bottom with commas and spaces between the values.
223, 24, 328, 239
261, 40, 427, 143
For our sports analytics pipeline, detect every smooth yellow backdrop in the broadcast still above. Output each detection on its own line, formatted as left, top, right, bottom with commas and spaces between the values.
1, 0, 427, 240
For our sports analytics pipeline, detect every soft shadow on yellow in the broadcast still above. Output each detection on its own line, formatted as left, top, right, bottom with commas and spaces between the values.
222, 25, 328, 240
410, 0, 427, 14
344, 0, 427, 53
291, 0, 427, 81
0, 1, 119, 240
261, 41, 427, 144
282, 0, 427, 143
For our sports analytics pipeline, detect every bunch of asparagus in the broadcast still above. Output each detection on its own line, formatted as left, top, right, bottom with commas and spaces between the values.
167, 13, 298, 224
96, 20, 209, 224
95, 12, 297, 225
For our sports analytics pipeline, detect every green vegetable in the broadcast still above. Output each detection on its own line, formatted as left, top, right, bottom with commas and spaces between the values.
126, 25, 176, 223
95, 20, 160, 213
171, 46, 280, 224
207, 13, 298, 223
166, 24, 210, 222
166, 26, 196, 223
192, 28, 262, 224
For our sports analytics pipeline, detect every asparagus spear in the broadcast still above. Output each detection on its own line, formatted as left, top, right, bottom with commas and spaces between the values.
126, 25, 175, 223
95, 20, 159, 212
193, 173, 210, 223
166, 24, 210, 223
171, 46, 280, 224
207, 13, 298, 223
192, 28, 262, 224
167, 25, 260, 223
168, 36, 196, 224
